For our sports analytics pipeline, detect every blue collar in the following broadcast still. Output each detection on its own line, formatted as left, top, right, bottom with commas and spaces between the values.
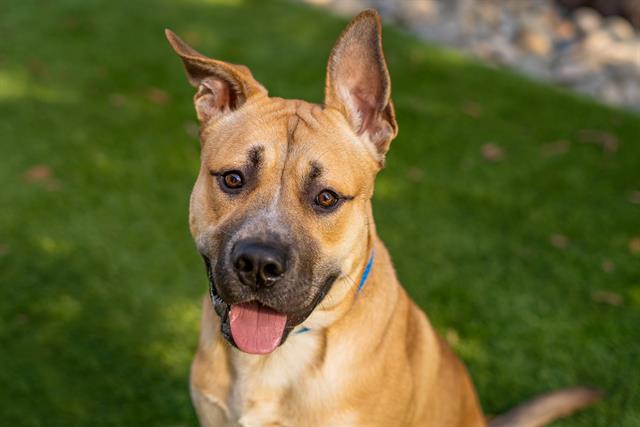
357, 251, 375, 293
295, 251, 374, 335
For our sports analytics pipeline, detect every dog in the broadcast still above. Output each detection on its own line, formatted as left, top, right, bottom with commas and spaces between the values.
166, 9, 600, 427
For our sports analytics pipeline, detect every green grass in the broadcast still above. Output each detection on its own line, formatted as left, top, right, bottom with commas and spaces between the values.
1, 0, 639, 425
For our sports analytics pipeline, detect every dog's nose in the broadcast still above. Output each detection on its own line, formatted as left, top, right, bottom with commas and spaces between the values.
232, 240, 287, 289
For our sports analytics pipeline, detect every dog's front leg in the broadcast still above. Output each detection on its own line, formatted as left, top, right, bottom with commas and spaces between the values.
191, 384, 232, 427
190, 296, 236, 426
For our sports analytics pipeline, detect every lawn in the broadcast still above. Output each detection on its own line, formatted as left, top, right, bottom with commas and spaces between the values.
1, 0, 639, 425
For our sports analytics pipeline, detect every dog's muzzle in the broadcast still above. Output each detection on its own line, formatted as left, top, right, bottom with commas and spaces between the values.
200, 254, 340, 353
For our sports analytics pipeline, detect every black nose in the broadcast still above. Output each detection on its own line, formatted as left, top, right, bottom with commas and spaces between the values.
232, 240, 287, 289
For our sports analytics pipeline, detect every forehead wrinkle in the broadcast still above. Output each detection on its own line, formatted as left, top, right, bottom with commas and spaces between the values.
294, 102, 322, 133
287, 114, 300, 147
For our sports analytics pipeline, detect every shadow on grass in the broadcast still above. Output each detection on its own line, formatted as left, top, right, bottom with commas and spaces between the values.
1, 241, 199, 425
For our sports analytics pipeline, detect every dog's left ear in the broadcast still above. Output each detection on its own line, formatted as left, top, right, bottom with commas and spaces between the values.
324, 9, 398, 162
165, 29, 267, 124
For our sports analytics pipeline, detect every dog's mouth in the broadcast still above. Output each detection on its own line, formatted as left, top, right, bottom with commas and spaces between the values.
203, 255, 335, 355
209, 279, 292, 355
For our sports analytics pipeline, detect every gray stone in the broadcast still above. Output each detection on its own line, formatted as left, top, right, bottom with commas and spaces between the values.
601, 82, 626, 105
621, 77, 640, 106
518, 55, 551, 80
498, 8, 520, 39
471, 35, 520, 65
582, 29, 614, 57
325, 0, 372, 17
516, 26, 553, 56
607, 40, 640, 64
606, 63, 640, 83
472, 1, 501, 27
371, 0, 401, 23
604, 16, 636, 41
574, 7, 602, 34
553, 53, 600, 82
581, 34, 640, 65
395, 0, 440, 28
412, 19, 460, 47
554, 19, 577, 41
573, 72, 609, 97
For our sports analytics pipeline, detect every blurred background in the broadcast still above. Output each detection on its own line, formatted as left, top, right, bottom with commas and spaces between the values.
0, 0, 638, 426
307, 0, 640, 110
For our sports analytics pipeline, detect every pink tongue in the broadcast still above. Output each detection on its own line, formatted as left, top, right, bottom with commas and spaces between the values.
229, 302, 288, 355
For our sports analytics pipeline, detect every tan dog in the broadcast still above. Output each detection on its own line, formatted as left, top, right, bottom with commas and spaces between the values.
166, 10, 599, 427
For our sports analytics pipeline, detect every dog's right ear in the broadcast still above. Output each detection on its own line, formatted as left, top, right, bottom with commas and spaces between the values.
165, 29, 267, 123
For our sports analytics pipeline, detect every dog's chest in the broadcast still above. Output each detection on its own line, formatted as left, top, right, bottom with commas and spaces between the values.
228, 332, 350, 427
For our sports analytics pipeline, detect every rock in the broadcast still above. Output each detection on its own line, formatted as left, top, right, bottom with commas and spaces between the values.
553, 53, 600, 82
472, 35, 520, 65
582, 34, 639, 64
601, 81, 626, 105
607, 41, 640, 64
582, 28, 614, 56
325, 0, 372, 17
411, 18, 460, 46
303, 0, 331, 5
571, 71, 610, 102
574, 7, 602, 34
396, 0, 440, 28
604, 16, 636, 40
621, 76, 640, 106
371, 0, 401, 23
573, 71, 608, 96
516, 6, 555, 33
517, 26, 553, 56
606, 63, 640, 105
554, 19, 577, 40
455, 0, 503, 40
518, 55, 552, 80
472, 1, 501, 28
497, 8, 520, 40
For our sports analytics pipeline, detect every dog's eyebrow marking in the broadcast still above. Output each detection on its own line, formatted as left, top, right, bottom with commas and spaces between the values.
308, 161, 322, 181
248, 145, 264, 168
302, 161, 323, 197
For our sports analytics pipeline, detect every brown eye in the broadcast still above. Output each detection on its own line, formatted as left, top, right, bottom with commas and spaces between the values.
222, 171, 244, 189
315, 190, 339, 209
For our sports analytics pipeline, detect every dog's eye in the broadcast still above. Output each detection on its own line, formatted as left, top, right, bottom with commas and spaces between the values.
221, 171, 244, 190
315, 190, 339, 210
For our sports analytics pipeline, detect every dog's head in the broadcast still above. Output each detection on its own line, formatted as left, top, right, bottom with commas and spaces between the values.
166, 10, 397, 354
